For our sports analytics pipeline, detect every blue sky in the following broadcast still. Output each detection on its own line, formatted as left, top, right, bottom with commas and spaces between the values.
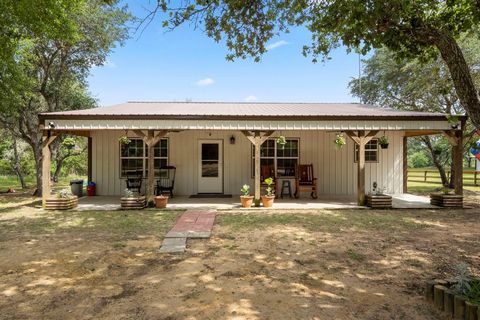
88, 1, 363, 107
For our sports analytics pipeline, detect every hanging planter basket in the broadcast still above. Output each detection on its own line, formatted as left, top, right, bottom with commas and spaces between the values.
119, 136, 131, 146
334, 133, 346, 150
378, 136, 389, 149
276, 136, 287, 150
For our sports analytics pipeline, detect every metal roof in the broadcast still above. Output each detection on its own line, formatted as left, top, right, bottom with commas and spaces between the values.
40, 101, 451, 120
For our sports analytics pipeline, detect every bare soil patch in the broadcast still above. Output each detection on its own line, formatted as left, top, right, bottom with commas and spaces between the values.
0, 197, 479, 319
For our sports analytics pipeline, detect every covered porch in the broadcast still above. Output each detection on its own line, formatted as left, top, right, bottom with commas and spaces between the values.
38, 102, 466, 208
74, 193, 437, 211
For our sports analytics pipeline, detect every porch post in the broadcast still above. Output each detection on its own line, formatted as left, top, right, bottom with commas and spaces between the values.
403, 136, 408, 193
345, 130, 378, 206
241, 130, 274, 206
41, 131, 59, 207
443, 128, 464, 195
357, 131, 366, 206
254, 134, 261, 206
134, 130, 168, 203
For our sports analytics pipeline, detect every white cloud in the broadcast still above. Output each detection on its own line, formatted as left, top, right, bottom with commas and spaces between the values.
266, 40, 289, 50
244, 95, 258, 102
195, 78, 215, 86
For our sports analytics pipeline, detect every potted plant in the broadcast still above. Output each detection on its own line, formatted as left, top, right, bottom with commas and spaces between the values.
334, 133, 346, 150
45, 188, 78, 210
119, 136, 131, 146
276, 136, 287, 149
430, 187, 463, 207
240, 184, 254, 208
261, 177, 275, 207
378, 136, 389, 149
154, 194, 169, 209
366, 182, 392, 208
121, 188, 146, 209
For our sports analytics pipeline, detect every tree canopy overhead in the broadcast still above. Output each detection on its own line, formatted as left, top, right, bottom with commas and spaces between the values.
153, 0, 480, 128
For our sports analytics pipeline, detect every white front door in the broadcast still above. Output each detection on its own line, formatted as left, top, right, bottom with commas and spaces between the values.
198, 140, 223, 193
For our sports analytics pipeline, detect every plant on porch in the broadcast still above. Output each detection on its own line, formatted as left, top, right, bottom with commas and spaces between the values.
276, 136, 287, 149
334, 133, 346, 150
261, 178, 275, 208
118, 136, 131, 146
240, 184, 254, 208
366, 182, 392, 208
430, 187, 463, 208
378, 136, 389, 149
44, 188, 78, 210
121, 188, 146, 209
154, 194, 169, 209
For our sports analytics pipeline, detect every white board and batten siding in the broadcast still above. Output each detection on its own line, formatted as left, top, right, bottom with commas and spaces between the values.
90, 130, 404, 197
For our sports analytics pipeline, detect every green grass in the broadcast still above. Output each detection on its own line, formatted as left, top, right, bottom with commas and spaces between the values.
0, 175, 87, 192
0, 210, 180, 237
407, 180, 480, 194
217, 210, 427, 233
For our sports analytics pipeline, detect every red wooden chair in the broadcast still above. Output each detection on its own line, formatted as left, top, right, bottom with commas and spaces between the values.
294, 164, 318, 199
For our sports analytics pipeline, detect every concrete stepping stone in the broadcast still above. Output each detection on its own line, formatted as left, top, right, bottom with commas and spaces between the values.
159, 237, 186, 253
159, 209, 216, 253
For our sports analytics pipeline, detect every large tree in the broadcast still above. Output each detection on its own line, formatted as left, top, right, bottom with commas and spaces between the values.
349, 38, 479, 186
150, 0, 480, 128
0, 0, 130, 195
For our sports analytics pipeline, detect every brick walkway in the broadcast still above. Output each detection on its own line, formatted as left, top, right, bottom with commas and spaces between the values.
160, 210, 216, 253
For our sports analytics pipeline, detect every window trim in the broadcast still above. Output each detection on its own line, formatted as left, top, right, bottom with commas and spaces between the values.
119, 137, 169, 178
353, 138, 379, 163
251, 137, 300, 178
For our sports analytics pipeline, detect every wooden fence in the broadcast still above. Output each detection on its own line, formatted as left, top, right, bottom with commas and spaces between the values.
407, 169, 480, 186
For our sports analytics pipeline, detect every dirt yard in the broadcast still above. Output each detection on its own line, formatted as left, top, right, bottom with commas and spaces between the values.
0, 195, 479, 319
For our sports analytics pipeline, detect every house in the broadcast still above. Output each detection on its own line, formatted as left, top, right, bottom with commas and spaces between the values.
39, 102, 466, 206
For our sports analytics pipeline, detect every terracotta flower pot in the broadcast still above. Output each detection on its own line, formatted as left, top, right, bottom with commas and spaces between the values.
240, 196, 254, 208
154, 196, 169, 209
261, 195, 275, 208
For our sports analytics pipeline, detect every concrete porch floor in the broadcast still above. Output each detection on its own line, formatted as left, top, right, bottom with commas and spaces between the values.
76, 193, 436, 211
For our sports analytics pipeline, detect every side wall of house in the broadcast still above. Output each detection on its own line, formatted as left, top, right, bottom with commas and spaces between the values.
90, 130, 404, 197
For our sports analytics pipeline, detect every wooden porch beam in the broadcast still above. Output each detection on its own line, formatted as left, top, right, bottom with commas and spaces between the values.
142, 130, 169, 203
42, 131, 61, 207
442, 130, 458, 146
51, 130, 91, 137
241, 130, 275, 206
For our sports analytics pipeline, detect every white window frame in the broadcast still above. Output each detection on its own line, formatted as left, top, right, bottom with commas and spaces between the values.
354, 138, 379, 163
120, 138, 169, 178
251, 138, 300, 177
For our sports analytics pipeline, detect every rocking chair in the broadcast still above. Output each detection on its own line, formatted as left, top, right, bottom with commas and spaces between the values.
260, 164, 277, 198
155, 165, 176, 198
126, 172, 143, 194
294, 164, 318, 199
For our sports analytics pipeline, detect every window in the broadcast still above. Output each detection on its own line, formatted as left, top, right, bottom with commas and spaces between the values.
354, 139, 378, 163
120, 138, 168, 177
252, 138, 299, 177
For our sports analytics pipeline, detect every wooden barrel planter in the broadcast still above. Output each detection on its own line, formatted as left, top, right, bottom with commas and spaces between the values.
45, 196, 78, 210
121, 196, 146, 209
366, 194, 392, 208
425, 279, 479, 319
430, 194, 463, 208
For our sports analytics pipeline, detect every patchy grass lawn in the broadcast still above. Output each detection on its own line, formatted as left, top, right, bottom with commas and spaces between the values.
0, 195, 479, 320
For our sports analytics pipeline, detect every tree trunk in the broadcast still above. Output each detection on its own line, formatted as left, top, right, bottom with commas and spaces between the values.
448, 148, 455, 189
11, 134, 27, 189
422, 137, 448, 186
429, 29, 480, 129
31, 141, 43, 197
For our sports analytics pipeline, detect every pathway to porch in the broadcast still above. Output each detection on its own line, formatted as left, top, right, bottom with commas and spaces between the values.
159, 210, 216, 253
76, 193, 437, 211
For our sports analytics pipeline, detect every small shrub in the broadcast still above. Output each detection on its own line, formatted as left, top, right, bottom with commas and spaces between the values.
240, 184, 250, 196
